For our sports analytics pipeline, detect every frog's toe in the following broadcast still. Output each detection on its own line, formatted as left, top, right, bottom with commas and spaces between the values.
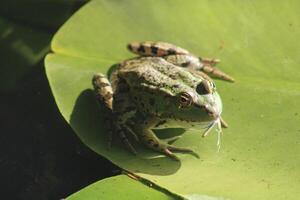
117, 127, 137, 155
163, 148, 180, 161
124, 124, 139, 141
124, 140, 137, 155
167, 145, 200, 159
201, 64, 235, 82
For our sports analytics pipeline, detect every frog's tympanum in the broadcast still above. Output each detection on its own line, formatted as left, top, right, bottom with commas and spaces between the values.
92, 42, 234, 161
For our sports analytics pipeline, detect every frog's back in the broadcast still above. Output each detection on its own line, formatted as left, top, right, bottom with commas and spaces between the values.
112, 57, 201, 94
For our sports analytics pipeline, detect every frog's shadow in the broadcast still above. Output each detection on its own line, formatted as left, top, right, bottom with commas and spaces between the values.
70, 89, 185, 176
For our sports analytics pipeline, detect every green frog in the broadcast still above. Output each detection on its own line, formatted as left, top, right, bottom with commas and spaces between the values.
92, 41, 233, 161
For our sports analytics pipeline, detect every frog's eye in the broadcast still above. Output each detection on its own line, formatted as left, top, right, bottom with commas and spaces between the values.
196, 80, 212, 95
179, 92, 193, 107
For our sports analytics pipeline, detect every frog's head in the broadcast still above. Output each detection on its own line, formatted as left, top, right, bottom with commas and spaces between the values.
165, 79, 222, 127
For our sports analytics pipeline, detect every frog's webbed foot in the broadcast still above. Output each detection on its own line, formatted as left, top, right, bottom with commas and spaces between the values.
139, 128, 198, 161
167, 145, 200, 159
198, 57, 234, 82
158, 144, 199, 161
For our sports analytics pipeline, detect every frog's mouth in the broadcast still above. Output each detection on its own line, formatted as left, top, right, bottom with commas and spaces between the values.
196, 92, 223, 121
201, 104, 220, 120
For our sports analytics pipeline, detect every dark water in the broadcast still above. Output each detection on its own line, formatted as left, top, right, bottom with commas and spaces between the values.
0, 64, 119, 200
0, 1, 119, 199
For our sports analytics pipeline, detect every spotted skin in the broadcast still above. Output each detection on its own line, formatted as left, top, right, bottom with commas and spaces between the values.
92, 73, 113, 110
127, 41, 190, 57
128, 41, 234, 82
93, 42, 231, 161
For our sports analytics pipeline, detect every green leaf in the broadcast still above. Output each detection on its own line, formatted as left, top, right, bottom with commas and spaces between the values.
67, 175, 176, 200
45, 0, 300, 199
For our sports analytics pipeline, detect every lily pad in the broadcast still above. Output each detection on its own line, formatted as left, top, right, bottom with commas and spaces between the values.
45, 0, 300, 199
67, 175, 176, 200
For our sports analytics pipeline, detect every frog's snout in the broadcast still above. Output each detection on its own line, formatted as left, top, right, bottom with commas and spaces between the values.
204, 105, 219, 120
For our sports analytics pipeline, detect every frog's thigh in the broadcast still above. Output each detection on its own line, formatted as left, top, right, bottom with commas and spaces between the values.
164, 54, 235, 82
127, 41, 190, 57
164, 54, 200, 69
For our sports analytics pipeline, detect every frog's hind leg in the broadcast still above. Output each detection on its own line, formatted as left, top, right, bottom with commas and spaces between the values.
164, 54, 234, 82
127, 41, 190, 57
201, 64, 235, 82
200, 56, 234, 82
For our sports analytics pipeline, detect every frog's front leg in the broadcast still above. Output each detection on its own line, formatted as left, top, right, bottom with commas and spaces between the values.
115, 122, 137, 154
92, 73, 113, 110
113, 79, 141, 154
93, 74, 138, 152
92, 73, 114, 147
136, 116, 199, 161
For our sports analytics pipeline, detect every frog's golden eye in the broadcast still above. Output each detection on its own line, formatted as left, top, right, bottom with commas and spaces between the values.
196, 80, 212, 95
179, 92, 193, 107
